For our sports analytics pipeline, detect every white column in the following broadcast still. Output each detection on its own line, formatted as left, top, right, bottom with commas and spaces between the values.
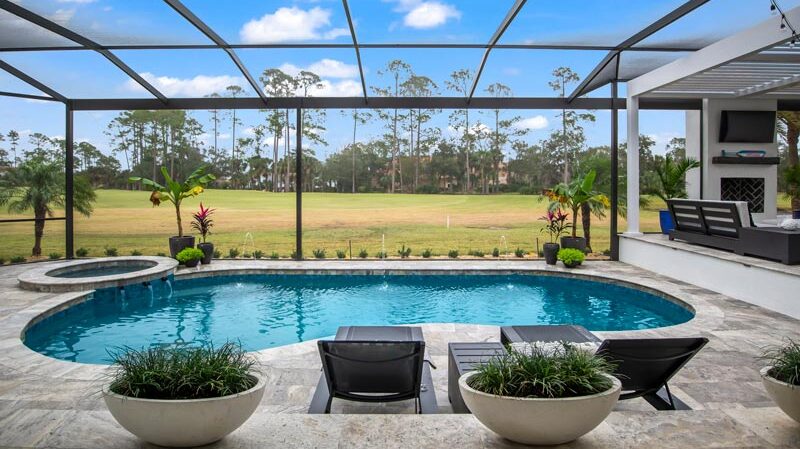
684, 110, 701, 199
625, 95, 641, 234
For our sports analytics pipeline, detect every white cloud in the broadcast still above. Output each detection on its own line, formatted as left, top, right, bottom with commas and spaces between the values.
124, 73, 245, 97
390, 1, 461, 29
304, 79, 362, 97
502, 67, 521, 76
516, 115, 549, 131
50, 8, 76, 23
647, 132, 682, 154
239, 7, 348, 43
279, 59, 359, 79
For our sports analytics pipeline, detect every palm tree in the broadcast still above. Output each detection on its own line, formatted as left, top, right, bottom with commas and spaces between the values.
0, 156, 96, 256
547, 170, 609, 252
652, 156, 701, 202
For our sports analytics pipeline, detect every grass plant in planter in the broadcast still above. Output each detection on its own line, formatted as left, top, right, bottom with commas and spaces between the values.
176, 247, 204, 268
760, 339, 800, 423
191, 203, 215, 264
558, 248, 585, 268
103, 343, 265, 447
459, 343, 620, 445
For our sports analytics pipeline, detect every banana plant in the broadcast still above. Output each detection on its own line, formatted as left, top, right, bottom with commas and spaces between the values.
546, 170, 610, 238
129, 166, 216, 237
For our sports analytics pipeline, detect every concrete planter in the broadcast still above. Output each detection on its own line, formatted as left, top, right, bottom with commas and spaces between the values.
761, 366, 800, 423
459, 372, 620, 445
103, 375, 265, 447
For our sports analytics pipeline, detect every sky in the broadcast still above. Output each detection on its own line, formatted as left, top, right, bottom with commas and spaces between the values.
0, 0, 795, 166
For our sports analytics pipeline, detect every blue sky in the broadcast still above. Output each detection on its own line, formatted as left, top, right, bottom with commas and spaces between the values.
0, 0, 794, 165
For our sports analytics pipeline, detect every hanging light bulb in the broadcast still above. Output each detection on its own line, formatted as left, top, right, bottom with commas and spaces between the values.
771, 2, 778, 15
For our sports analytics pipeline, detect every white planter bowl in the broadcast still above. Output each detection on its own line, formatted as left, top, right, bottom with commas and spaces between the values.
103, 375, 266, 447
459, 372, 621, 445
761, 366, 800, 423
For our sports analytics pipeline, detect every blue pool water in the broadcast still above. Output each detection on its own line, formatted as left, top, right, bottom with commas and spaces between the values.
24, 274, 693, 364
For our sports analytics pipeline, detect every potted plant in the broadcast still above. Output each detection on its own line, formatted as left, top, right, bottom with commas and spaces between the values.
191, 203, 215, 264
103, 342, 265, 447
784, 165, 800, 219
652, 156, 700, 234
539, 208, 570, 265
760, 339, 800, 423
176, 247, 204, 268
459, 343, 620, 445
558, 248, 585, 268
546, 170, 609, 252
129, 166, 216, 258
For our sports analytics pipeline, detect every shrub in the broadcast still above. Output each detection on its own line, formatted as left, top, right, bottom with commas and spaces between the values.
104, 247, 118, 257
0, 257, 4, 265
517, 186, 537, 195
242, 252, 252, 259
48, 252, 62, 260
253, 250, 264, 259
376, 250, 387, 259
514, 247, 525, 258
469, 249, 485, 258
313, 248, 326, 259
762, 339, 800, 386
358, 249, 369, 259
558, 248, 585, 267
176, 247, 204, 264
448, 249, 459, 259
269, 251, 280, 260
422, 248, 432, 258
213, 249, 221, 259
416, 184, 439, 194
467, 343, 615, 399
108, 342, 257, 400
492, 247, 500, 257
228, 248, 240, 259
157, 252, 167, 257
398, 244, 412, 258
336, 249, 347, 259
290, 250, 297, 259
130, 250, 142, 256
76, 247, 89, 257
10, 255, 25, 264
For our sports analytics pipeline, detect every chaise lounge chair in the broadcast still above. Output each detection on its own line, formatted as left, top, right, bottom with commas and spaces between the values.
498, 325, 708, 410
308, 326, 438, 414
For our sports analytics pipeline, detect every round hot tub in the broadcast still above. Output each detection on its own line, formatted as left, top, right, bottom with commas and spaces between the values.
18, 257, 178, 293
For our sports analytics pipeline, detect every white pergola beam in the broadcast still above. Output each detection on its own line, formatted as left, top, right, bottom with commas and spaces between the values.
628, 6, 800, 97
738, 73, 800, 96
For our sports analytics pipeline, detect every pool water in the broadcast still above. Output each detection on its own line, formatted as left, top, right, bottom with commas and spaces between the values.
24, 274, 694, 364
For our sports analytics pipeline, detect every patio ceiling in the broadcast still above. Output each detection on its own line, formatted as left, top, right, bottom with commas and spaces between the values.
630, 3, 800, 99
0, 0, 796, 109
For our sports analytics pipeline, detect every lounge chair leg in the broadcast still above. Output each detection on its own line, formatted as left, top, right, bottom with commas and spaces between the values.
309, 374, 333, 414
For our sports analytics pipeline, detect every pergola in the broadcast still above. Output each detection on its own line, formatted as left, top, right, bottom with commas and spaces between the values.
1, 0, 798, 261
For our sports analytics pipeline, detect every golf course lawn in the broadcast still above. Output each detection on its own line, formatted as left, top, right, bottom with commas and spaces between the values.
0, 189, 697, 261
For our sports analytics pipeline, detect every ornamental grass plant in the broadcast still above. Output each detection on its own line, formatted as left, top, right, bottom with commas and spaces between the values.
107, 342, 258, 400
467, 343, 615, 399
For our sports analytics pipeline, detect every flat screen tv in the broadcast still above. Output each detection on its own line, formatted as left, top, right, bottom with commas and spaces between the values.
719, 110, 776, 143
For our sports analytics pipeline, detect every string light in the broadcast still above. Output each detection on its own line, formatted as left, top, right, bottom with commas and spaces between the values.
770, 0, 799, 48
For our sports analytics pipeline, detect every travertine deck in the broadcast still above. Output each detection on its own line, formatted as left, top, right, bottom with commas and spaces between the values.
0, 260, 798, 448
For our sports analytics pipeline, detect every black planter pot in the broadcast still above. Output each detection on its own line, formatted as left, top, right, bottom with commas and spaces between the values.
198, 242, 214, 264
184, 258, 200, 268
543, 243, 560, 265
563, 260, 580, 269
560, 236, 587, 253
793, 210, 800, 219
169, 236, 195, 258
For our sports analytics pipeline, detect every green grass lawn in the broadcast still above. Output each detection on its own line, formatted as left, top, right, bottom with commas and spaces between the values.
4, 188, 787, 261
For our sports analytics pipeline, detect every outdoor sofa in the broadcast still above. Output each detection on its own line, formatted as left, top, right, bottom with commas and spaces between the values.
667, 198, 800, 264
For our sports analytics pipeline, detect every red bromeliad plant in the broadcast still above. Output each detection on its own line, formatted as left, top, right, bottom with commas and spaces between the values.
539, 209, 571, 244
191, 203, 215, 244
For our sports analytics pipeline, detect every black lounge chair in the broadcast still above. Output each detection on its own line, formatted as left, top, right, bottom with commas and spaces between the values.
309, 326, 438, 414
499, 325, 708, 411
595, 337, 708, 411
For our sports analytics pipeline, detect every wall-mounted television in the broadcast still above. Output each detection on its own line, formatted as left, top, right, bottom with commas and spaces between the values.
719, 110, 776, 143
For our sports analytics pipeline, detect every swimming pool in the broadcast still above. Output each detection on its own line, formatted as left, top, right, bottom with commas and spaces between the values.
24, 274, 694, 364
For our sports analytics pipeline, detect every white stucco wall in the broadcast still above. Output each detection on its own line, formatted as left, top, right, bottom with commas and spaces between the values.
619, 236, 800, 320
701, 98, 779, 220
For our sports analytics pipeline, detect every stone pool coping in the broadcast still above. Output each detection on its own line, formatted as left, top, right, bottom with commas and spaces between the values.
3, 260, 721, 381
16, 256, 177, 293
